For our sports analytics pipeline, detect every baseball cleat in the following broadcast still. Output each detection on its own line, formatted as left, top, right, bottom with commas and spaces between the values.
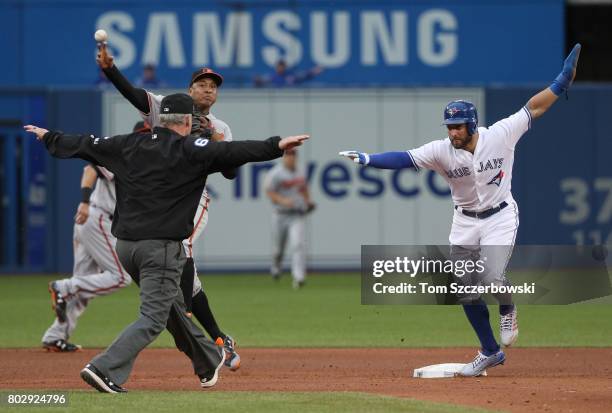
43, 339, 82, 352
292, 280, 305, 290
458, 350, 505, 377
216, 336, 241, 371
80, 363, 127, 393
48, 281, 67, 323
500, 307, 519, 347
200, 348, 226, 388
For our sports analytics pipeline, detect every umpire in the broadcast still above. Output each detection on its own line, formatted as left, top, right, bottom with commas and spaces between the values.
24, 93, 309, 393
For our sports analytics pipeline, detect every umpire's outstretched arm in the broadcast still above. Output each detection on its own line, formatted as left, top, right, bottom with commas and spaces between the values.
40, 130, 120, 168
186, 135, 309, 173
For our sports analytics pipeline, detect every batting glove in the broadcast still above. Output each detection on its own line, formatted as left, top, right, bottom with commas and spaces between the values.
550, 43, 581, 96
339, 150, 370, 165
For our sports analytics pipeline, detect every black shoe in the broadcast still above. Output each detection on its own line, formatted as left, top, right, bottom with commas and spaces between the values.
48, 282, 67, 323
80, 364, 128, 393
199, 348, 225, 388
43, 339, 82, 353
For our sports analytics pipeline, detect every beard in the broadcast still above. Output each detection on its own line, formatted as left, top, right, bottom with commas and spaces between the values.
449, 133, 472, 149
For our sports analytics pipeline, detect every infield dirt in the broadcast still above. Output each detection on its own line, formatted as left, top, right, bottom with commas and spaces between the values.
1, 348, 611, 412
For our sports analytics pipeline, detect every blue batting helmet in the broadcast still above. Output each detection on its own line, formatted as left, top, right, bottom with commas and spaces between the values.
443, 100, 478, 135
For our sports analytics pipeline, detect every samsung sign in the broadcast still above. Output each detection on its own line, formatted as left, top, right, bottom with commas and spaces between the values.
10, 1, 563, 86
97, 9, 458, 70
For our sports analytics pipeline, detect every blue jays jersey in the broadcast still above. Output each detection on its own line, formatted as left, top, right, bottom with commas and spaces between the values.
409, 107, 532, 210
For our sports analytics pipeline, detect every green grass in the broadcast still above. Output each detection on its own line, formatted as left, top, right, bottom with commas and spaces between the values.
1, 273, 611, 348
0, 391, 500, 413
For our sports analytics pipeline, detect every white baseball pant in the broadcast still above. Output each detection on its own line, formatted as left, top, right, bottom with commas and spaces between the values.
42, 206, 131, 343
271, 212, 306, 283
182, 194, 210, 296
449, 199, 519, 302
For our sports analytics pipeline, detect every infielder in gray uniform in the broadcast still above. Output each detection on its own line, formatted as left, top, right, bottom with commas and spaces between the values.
97, 43, 240, 370
264, 149, 315, 289
42, 162, 130, 352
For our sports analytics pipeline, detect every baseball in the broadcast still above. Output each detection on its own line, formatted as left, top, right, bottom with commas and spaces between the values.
94, 29, 108, 42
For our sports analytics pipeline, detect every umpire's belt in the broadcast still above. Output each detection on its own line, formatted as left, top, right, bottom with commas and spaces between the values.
455, 201, 508, 219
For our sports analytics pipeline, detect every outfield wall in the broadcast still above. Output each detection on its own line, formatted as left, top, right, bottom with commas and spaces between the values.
103, 88, 484, 270
1, 86, 610, 273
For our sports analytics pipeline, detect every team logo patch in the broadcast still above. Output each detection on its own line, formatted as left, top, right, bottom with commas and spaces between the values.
487, 170, 504, 186
446, 107, 461, 116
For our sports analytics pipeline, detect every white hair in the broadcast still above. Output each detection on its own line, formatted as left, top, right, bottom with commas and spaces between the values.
159, 113, 192, 127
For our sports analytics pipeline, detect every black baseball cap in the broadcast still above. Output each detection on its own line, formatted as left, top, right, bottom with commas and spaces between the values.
190, 67, 223, 87
160, 93, 193, 115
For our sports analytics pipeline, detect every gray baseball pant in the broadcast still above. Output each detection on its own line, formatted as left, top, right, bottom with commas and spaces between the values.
89, 239, 222, 385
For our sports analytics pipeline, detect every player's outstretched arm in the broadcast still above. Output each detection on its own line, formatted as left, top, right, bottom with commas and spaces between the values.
527, 43, 581, 119
339, 150, 415, 170
97, 43, 150, 114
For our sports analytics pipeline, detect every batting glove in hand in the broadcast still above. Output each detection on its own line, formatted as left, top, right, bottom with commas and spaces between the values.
550, 43, 581, 96
339, 150, 370, 165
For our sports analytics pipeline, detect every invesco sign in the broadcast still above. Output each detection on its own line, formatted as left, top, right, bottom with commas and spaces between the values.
228, 161, 451, 199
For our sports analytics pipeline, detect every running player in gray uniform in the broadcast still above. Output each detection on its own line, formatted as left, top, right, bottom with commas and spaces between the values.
42, 163, 131, 351
264, 149, 315, 289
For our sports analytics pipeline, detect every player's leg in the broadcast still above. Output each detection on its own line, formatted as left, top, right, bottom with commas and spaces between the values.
185, 196, 241, 370
288, 215, 306, 289
271, 212, 289, 279
60, 210, 131, 301
46, 211, 130, 351
450, 211, 505, 376
42, 298, 88, 351
190, 275, 240, 371
451, 244, 501, 357
183, 198, 222, 339
481, 200, 520, 347
190, 267, 222, 340
41, 224, 95, 351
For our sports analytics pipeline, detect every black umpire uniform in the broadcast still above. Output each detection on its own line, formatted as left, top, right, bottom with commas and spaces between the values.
40, 94, 285, 392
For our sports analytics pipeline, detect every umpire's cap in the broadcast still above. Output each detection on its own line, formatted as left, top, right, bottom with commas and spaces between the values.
190, 68, 223, 87
160, 94, 193, 115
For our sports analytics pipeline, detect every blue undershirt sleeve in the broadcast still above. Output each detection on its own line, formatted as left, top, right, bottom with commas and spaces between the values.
368, 151, 415, 170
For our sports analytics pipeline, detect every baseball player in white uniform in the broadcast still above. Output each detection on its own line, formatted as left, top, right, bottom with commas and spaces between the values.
264, 149, 315, 289
42, 163, 130, 352
340, 44, 581, 376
